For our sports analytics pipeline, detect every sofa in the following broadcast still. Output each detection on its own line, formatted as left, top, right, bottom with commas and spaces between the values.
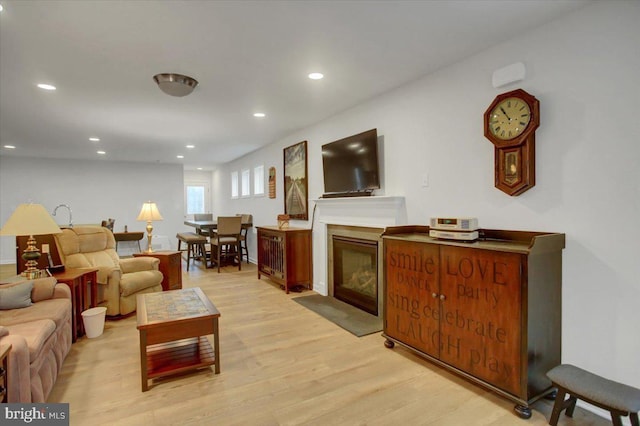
54, 226, 163, 316
0, 277, 72, 403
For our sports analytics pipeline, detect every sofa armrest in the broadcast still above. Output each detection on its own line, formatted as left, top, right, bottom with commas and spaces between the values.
52, 283, 72, 300
0, 333, 31, 403
94, 266, 121, 286
119, 256, 160, 274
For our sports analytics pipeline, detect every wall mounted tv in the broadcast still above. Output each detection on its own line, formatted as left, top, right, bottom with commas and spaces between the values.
321, 128, 380, 198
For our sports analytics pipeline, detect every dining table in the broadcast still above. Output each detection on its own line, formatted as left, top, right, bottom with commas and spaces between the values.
183, 219, 253, 237
183, 219, 253, 268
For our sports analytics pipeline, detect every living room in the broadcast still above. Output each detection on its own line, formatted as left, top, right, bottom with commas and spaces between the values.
1, 1, 639, 424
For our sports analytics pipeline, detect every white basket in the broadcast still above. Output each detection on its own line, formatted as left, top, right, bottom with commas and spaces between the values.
81, 307, 107, 338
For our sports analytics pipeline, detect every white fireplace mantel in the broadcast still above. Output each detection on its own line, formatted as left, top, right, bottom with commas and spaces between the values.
313, 196, 407, 228
311, 196, 407, 296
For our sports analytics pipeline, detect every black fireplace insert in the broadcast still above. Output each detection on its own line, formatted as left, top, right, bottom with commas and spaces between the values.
332, 236, 378, 315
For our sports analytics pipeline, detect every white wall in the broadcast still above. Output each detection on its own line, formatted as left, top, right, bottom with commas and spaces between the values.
218, 0, 640, 408
0, 157, 184, 261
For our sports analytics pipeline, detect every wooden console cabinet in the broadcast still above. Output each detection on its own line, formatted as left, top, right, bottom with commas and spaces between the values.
257, 226, 312, 293
0, 344, 10, 403
133, 251, 182, 291
382, 226, 565, 419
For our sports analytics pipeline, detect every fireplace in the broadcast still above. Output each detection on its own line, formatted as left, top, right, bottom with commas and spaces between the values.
315, 196, 407, 318
333, 236, 378, 315
327, 225, 384, 317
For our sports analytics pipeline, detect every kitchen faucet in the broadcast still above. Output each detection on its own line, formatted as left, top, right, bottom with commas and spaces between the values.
52, 204, 73, 228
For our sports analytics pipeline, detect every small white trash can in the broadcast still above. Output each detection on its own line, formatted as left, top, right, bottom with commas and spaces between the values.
81, 307, 107, 338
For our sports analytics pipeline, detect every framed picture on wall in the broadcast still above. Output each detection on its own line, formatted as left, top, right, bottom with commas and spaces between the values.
283, 140, 308, 220
268, 166, 276, 199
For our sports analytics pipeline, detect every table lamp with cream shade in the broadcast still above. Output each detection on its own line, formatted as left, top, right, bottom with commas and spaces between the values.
0, 203, 62, 278
137, 201, 163, 253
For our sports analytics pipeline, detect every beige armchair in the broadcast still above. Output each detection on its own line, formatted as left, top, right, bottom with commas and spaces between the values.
54, 226, 163, 316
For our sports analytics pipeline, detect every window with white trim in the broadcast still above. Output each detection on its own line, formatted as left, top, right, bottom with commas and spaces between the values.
253, 165, 264, 196
241, 169, 250, 197
185, 184, 206, 215
231, 171, 239, 199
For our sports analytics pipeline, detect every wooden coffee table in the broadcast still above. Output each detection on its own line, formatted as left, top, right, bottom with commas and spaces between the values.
136, 287, 221, 391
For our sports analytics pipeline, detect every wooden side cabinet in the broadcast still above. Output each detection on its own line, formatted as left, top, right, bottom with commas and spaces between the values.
134, 251, 182, 291
382, 226, 565, 419
257, 226, 312, 293
0, 344, 10, 403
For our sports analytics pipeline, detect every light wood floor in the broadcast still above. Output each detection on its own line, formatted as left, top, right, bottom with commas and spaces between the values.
2, 262, 609, 426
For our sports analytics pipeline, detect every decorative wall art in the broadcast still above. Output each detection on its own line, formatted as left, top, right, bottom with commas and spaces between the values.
283, 141, 308, 220
268, 166, 276, 199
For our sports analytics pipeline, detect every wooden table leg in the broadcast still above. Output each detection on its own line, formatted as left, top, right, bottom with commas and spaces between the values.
140, 330, 148, 391
87, 271, 98, 308
75, 281, 84, 337
213, 317, 220, 374
78, 275, 86, 311
62, 281, 78, 343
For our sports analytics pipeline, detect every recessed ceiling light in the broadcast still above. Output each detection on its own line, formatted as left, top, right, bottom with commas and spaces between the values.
186, 145, 195, 149
0, 5, 4, 12
3, 145, 16, 149
197, 167, 203, 170
308, 72, 324, 80
97, 150, 106, 155
89, 137, 100, 142
37, 83, 56, 91
253, 113, 266, 118
177, 155, 184, 159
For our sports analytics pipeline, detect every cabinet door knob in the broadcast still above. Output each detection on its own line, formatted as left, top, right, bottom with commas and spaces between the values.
439, 294, 446, 301
432, 293, 438, 298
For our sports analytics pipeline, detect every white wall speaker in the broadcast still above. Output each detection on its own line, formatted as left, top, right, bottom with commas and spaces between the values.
492, 62, 526, 88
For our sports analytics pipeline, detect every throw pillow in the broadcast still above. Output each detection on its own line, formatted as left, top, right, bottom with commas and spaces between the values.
30, 277, 57, 302
0, 281, 34, 309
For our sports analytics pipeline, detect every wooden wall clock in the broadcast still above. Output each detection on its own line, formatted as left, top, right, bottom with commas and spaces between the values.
484, 88, 539, 196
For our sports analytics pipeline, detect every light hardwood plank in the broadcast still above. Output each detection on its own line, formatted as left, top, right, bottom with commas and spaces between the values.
1, 262, 610, 425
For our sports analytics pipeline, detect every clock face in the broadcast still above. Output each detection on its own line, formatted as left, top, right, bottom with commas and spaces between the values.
488, 97, 532, 140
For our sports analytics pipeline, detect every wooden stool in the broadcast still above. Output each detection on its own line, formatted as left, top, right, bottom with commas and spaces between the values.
176, 232, 207, 271
547, 364, 640, 426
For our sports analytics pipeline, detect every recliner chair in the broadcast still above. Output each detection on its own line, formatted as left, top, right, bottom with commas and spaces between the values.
54, 226, 163, 316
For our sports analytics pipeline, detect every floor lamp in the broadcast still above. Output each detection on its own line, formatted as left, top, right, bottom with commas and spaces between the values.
0, 203, 62, 278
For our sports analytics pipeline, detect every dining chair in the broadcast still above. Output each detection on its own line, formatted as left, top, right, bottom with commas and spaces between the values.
236, 213, 253, 263
194, 213, 213, 221
209, 216, 242, 272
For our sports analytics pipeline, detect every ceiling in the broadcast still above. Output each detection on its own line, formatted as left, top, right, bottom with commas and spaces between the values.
0, 1, 591, 170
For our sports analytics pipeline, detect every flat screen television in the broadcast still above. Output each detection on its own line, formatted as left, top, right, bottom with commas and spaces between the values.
321, 128, 380, 197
